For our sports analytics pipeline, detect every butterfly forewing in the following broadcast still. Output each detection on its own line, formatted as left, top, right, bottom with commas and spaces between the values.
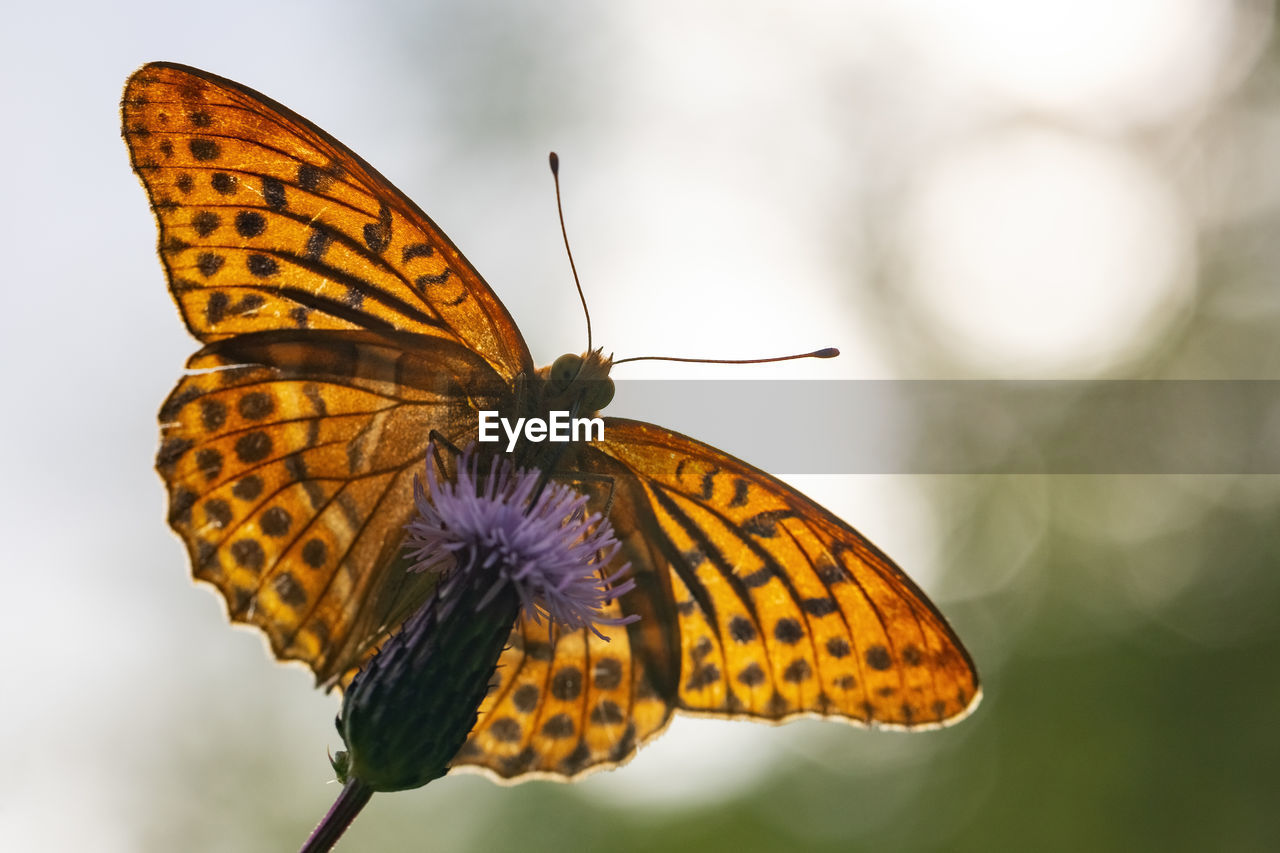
122, 62, 532, 379
452, 413, 980, 781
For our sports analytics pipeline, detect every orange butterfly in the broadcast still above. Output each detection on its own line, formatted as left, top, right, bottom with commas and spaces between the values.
123, 62, 979, 781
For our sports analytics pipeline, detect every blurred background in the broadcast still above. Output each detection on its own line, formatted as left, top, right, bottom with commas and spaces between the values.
3, 1, 1279, 850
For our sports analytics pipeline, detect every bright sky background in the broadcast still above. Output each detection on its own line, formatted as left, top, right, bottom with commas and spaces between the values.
1, 1, 1272, 849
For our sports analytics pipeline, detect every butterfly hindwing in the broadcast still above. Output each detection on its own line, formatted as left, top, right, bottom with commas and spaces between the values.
158, 330, 512, 684
452, 444, 685, 780
455, 603, 673, 781
589, 418, 981, 729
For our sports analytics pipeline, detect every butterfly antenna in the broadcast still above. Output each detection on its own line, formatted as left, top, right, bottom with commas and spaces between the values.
550, 152, 593, 355
614, 347, 839, 366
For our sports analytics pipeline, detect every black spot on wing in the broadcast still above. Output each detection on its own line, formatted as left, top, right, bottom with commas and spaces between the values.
402, 243, 435, 261
262, 176, 286, 210
305, 228, 333, 260
590, 700, 624, 725
490, 717, 521, 742
592, 657, 622, 689
210, 172, 237, 195
204, 292, 229, 326
680, 544, 706, 568
737, 662, 765, 686
203, 498, 231, 528
235, 210, 266, 238
699, 468, 717, 500
816, 554, 850, 585
865, 645, 892, 671
512, 684, 539, 713
234, 431, 272, 463
192, 211, 220, 237
238, 391, 274, 421
728, 615, 756, 643
230, 538, 264, 572
260, 506, 292, 537
195, 447, 223, 480
189, 138, 220, 161
199, 399, 227, 430
773, 618, 804, 645
800, 597, 838, 617
782, 659, 812, 683
232, 475, 263, 502
551, 668, 583, 701
741, 509, 796, 538
273, 572, 307, 608
233, 293, 265, 315
246, 254, 278, 278
196, 252, 224, 277
685, 663, 720, 691
302, 538, 328, 569
541, 714, 575, 739
297, 160, 344, 192
363, 203, 392, 254
169, 488, 197, 525
414, 270, 452, 294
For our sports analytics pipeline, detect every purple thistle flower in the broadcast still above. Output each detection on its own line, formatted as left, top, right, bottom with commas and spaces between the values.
404, 445, 638, 640
313, 443, 640, 850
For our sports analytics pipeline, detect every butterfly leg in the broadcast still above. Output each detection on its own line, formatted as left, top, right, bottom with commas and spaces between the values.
553, 470, 617, 515
425, 430, 473, 483
427, 430, 467, 460
547, 470, 626, 594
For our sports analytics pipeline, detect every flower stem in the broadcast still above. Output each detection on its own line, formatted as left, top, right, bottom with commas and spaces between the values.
299, 777, 375, 853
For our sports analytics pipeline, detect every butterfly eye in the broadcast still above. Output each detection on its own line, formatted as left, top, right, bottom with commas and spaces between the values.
582, 377, 614, 412
549, 354, 582, 391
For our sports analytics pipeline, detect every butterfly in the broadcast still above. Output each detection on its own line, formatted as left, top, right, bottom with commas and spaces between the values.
123, 62, 979, 782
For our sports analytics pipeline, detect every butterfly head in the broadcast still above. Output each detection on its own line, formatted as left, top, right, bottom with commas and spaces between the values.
539, 348, 615, 415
